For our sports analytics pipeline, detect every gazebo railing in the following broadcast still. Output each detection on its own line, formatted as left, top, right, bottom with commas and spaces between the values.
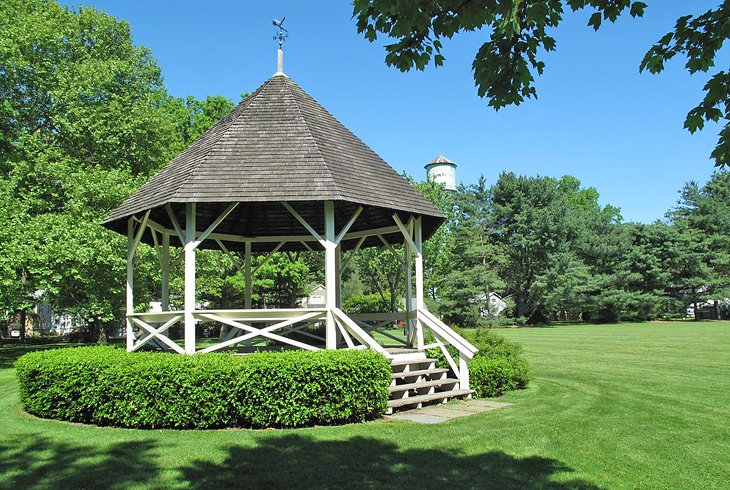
417, 309, 478, 389
330, 308, 389, 355
126, 308, 403, 357
126, 306, 477, 390
348, 311, 411, 347
128, 311, 185, 354
194, 308, 327, 353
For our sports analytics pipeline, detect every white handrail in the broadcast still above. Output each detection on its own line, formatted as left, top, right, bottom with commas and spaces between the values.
354, 319, 408, 346
332, 308, 389, 356
417, 309, 477, 389
418, 309, 478, 359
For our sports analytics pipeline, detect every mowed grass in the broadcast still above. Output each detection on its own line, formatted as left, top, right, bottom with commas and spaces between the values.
1, 321, 728, 489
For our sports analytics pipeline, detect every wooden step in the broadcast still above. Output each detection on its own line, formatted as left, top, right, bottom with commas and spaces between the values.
387, 389, 474, 409
389, 378, 459, 393
386, 348, 422, 355
391, 368, 449, 380
390, 357, 437, 368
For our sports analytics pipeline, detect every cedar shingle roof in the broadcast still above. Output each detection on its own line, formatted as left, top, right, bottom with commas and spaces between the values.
101, 74, 444, 251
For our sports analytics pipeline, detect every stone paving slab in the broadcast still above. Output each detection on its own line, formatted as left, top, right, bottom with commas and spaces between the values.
387, 399, 512, 424
415, 407, 481, 418
391, 413, 451, 424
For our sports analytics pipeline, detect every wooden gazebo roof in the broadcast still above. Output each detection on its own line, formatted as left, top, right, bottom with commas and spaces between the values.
102, 73, 444, 251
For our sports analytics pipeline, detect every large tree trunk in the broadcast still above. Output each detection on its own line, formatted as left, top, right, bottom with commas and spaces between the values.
19, 310, 26, 343
713, 300, 721, 320
516, 295, 529, 319
96, 317, 107, 344
693, 301, 700, 321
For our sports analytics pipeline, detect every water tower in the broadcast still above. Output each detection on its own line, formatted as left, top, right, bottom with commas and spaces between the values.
425, 155, 457, 191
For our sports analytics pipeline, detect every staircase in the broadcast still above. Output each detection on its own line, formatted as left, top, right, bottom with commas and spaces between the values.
387, 352, 474, 413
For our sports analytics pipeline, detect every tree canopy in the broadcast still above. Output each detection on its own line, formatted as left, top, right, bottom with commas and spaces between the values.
0, 0, 240, 338
415, 170, 730, 325
353, 1, 730, 167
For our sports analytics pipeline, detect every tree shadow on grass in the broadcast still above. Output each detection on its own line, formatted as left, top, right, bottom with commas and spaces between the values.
0, 434, 159, 490
0, 343, 79, 369
181, 434, 602, 490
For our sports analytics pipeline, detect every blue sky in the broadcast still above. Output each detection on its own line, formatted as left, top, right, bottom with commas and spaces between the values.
68, 1, 725, 223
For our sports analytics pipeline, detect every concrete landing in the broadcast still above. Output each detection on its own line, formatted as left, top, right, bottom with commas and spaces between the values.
387, 399, 511, 424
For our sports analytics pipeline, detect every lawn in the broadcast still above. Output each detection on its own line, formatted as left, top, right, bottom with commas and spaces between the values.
1, 321, 728, 489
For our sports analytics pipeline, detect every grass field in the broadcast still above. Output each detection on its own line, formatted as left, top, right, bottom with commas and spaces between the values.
1, 321, 728, 489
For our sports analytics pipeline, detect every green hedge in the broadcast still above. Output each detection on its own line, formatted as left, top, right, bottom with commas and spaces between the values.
470, 357, 527, 397
15, 346, 391, 429
427, 328, 532, 398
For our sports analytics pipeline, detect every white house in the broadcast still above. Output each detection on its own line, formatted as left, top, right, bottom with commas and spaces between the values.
474, 292, 508, 317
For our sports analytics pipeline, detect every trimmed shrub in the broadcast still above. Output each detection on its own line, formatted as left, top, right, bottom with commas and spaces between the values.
427, 327, 531, 397
15, 346, 391, 429
470, 357, 525, 397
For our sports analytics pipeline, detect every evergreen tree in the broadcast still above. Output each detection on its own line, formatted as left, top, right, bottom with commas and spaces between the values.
669, 171, 730, 318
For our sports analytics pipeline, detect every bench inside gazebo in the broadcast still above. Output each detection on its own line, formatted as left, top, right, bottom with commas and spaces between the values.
102, 63, 477, 410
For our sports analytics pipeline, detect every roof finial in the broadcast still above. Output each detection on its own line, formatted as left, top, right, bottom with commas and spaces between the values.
272, 17, 288, 75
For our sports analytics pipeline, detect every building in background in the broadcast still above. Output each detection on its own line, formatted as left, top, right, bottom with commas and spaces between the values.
472, 292, 508, 317
425, 155, 457, 191
300, 284, 326, 309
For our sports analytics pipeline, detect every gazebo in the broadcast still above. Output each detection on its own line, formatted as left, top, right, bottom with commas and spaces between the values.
102, 58, 477, 394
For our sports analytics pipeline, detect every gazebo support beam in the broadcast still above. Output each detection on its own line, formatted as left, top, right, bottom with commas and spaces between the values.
184, 203, 197, 354
414, 217, 425, 348
283, 202, 325, 245
161, 233, 170, 311
335, 243, 343, 346
125, 211, 150, 352
244, 241, 252, 309
126, 219, 134, 351
340, 236, 366, 274
164, 205, 185, 243
324, 201, 337, 349
393, 214, 424, 348
392, 214, 417, 252
405, 229, 413, 346
335, 206, 363, 244
377, 234, 405, 266
192, 202, 239, 249
143, 217, 406, 251
252, 241, 286, 274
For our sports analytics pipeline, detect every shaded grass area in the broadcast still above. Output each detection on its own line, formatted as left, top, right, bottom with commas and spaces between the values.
0, 432, 596, 490
1, 322, 728, 489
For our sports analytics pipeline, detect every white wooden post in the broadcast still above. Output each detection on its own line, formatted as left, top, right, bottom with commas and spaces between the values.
244, 241, 252, 309
242, 240, 253, 347
404, 234, 413, 346
415, 217, 424, 349
325, 201, 337, 349
161, 233, 170, 311
184, 203, 196, 354
335, 243, 342, 307
459, 352, 470, 390
126, 218, 134, 351
160, 232, 171, 342
335, 243, 343, 346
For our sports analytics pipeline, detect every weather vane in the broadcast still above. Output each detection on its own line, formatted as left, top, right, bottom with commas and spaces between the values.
273, 17, 288, 49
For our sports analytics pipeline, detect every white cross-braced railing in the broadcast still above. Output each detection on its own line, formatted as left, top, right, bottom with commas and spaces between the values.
126, 308, 396, 357
127, 311, 184, 354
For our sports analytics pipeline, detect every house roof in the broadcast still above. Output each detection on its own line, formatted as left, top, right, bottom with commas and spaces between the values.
101, 73, 445, 252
